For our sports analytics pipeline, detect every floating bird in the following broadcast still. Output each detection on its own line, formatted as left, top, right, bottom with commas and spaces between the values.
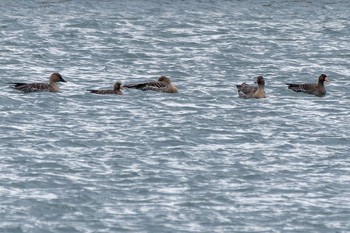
286, 74, 329, 97
9, 73, 66, 93
123, 76, 178, 93
236, 76, 266, 98
87, 82, 124, 95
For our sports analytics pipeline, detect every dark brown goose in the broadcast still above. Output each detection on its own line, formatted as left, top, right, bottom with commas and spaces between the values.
87, 82, 124, 95
10, 73, 66, 93
236, 76, 266, 99
286, 74, 329, 97
123, 76, 178, 93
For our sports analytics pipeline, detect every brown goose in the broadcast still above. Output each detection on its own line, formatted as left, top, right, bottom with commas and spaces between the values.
123, 76, 178, 93
236, 76, 266, 98
286, 74, 329, 97
87, 82, 124, 95
10, 73, 66, 93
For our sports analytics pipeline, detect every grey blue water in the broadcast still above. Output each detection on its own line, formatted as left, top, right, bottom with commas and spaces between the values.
1, 0, 350, 232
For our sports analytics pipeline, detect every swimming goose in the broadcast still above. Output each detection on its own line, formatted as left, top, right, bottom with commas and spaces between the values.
10, 73, 66, 93
123, 76, 178, 93
236, 76, 266, 98
286, 74, 329, 97
87, 82, 124, 95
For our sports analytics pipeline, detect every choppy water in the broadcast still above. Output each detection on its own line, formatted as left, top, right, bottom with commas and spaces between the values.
1, 0, 350, 232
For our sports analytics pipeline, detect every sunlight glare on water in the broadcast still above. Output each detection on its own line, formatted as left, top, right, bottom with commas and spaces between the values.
1, 0, 350, 232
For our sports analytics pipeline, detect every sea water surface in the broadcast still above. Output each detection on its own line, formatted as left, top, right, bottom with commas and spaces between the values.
1, 0, 350, 232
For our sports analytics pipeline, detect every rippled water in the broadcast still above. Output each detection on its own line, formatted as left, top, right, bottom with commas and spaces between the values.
1, 0, 350, 232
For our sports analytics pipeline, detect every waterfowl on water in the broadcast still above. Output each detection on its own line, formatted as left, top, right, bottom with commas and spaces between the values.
9, 73, 66, 93
236, 76, 266, 99
123, 76, 178, 93
286, 74, 329, 97
87, 82, 124, 95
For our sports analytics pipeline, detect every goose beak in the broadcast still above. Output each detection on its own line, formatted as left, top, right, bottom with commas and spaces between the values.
325, 77, 330, 82
60, 77, 67, 83
120, 86, 125, 90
